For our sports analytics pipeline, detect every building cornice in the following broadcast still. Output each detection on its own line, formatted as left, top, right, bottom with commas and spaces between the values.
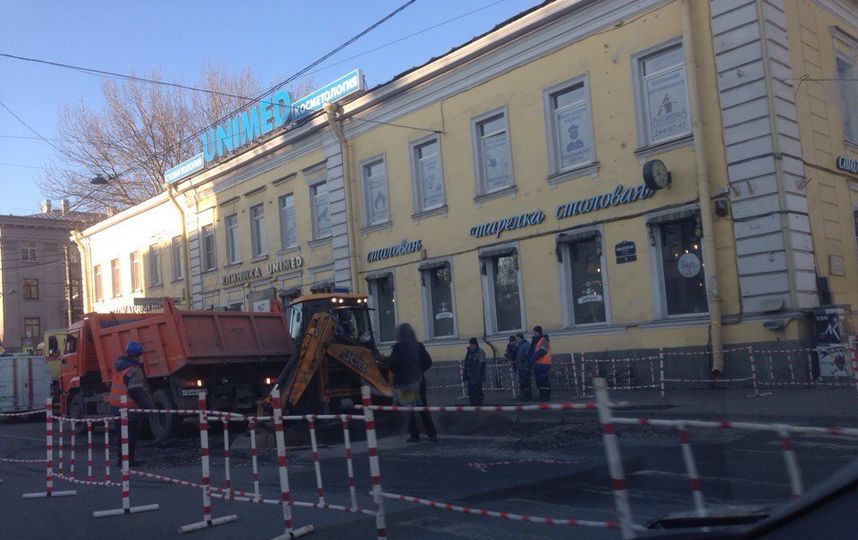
817, 0, 858, 29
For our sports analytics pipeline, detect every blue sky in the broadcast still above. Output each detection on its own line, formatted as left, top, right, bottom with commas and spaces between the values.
0, 0, 537, 214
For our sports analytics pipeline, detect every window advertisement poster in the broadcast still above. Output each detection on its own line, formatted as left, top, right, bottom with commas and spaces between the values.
420, 156, 443, 209
556, 103, 592, 168
813, 307, 854, 379
482, 134, 510, 191
369, 175, 388, 224
646, 67, 689, 143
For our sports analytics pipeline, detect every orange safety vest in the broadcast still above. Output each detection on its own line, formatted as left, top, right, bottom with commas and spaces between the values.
109, 366, 140, 408
533, 336, 552, 366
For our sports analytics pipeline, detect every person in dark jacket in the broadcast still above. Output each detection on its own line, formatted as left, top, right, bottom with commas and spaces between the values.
514, 332, 532, 400
110, 341, 153, 466
462, 338, 487, 406
388, 323, 438, 443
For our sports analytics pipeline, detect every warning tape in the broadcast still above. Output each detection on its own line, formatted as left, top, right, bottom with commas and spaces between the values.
0, 409, 46, 417
54, 471, 120, 488
467, 458, 578, 472
613, 417, 858, 436
0, 456, 46, 464
361, 401, 620, 412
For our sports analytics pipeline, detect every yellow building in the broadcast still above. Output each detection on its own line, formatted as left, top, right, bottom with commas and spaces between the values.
77, 0, 858, 380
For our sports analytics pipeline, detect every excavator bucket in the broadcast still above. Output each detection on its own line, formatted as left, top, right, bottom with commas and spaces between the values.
327, 343, 392, 397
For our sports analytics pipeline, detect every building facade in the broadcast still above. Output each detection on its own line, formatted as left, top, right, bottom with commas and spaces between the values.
78, 0, 858, 374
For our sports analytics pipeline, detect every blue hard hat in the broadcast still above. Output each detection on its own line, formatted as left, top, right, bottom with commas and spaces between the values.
126, 341, 144, 356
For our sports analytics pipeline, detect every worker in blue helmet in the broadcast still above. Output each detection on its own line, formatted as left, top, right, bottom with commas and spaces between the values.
109, 341, 153, 467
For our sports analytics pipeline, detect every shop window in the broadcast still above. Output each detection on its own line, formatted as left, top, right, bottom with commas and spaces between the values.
545, 75, 595, 174
202, 292, 220, 311
225, 214, 239, 264
21, 242, 37, 262
634, 42, 690, 148
559, 233, 607, 325
654, 215, 707, 316
410, 136, 445, 213
24, 317, 40, 340
110, 258, 121, 297
367, 274, 396, 343
471, 109, 513, 196
361, 157, 390, 227
279, 194, 297, 250
130, 251, 142, 291
225, 287, 244, 311
311, 181, 331, 239
93, 264, 103, 302
480, 249, 524, 333
171, 236, 184, 281
23, 278, 39, 300
148, 244, 162, 286
837, 56, 858, 142
421, 261, 456, 338
201, 225, 216, 271
250, 204, 266, 258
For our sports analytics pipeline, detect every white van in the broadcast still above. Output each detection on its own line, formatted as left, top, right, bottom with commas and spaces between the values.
0, 355, 52, 414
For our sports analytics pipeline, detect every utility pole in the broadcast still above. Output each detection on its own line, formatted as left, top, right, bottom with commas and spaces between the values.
63, 243, 73, 326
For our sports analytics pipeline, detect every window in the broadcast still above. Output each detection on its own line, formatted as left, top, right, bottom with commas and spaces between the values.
202, 291, 220, 311
23, 278, 39, 300
311, 181, 331, 239
68, 247, 80, 264
70, 279, 80, 300
472, 110, 513, 195
481, 250, 524, 333
837, 56, 858, 142
250, 204, 266, 258
421, 262, 456, 338
655, 216, 707, 316
367, 274, 396, 343
171, 236, 184, 280
279, 194, 297, 249
148, 244, 162, 286
110, 258, 121, 297
21, 242, 37, 262
545, 76, 595, 173
201, 225, 216, 271
225, 214, 239, 264
560, 233, 607, 325
635, 43, 690, 147
130, 251, 142, 291
361, 157, 390, 226
93, 264, 103, 302
226, 287, 244, 311
410, 137, 445, 213
24, 317, 40, 340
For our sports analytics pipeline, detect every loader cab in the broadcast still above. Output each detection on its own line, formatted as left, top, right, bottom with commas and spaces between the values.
288, 293, 375, 346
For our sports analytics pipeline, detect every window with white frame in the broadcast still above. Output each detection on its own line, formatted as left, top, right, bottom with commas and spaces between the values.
837, 55, 858, 142
201, 225, 216, 271
367, 274, 397, 343
279, 194, 297, 249
311, 181, 331, 239
148, 244, 162, 286
93, 264, 103, 302
559, 233, 607, 325
250, 204, 266, 258
410, 137, 445, 213
171, 236, 184, 280
480, 249, 523, 333
653, 215, 707, 316
21, 242, 37, 262
23, 278, 39, 300
421, 262, 456, 338
110, 258, 121, 297
130, 251, 142, 291
361, 157, 390, 226
225, 214, 239, 264
545, 76, 595, 173
472, 110, 513, 195
635, 43, 690, 147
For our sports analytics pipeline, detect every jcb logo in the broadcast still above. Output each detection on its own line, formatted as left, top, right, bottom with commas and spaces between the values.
339, 349, 367, 374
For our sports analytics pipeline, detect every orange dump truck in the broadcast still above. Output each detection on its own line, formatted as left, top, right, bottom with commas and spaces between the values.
60, 298, 294, 440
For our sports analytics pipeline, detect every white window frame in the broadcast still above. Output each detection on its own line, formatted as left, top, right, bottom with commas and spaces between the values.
479, 244, 526, 335
409, 134, 446, 215
834, 28, 858, 145
171, 235, 184, 281
93, 264, 103, 302
110, 258, 122, 298
366, 270, 398, 345
543, 73, 598, 178
21, 241, 37, 262
631, 38, 691, 150
250, 203, 267, 259
278, 194, 297, 250
420, 258, 458, 340
360, 154, 391, 228
309, 179, 331, 240
225, 214, 239, 265
470, 106, 515, 198
201, 225, 217, 272
556, 227, 611, 328
130, 251, 142, 292
148, 244, 162, 287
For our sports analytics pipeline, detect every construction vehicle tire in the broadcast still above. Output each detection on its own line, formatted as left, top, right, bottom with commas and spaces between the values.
149, 388, 178, 443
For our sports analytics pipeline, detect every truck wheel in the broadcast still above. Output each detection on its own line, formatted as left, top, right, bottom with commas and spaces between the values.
148, 389, 178, 443
68, 393, 87, 435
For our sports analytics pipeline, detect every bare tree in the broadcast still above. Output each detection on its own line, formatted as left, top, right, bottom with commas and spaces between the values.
40, 67, 312, 212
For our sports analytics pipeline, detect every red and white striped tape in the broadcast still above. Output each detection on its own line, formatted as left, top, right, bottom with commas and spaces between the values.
0, 408, 46, 417
613, 416, 858, 437
467, 458, 578, 472
0, 456, 46, 464
362, 402, 605, 412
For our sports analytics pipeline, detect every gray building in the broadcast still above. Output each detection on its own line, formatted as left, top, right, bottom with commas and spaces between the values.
0, 200, 100, 352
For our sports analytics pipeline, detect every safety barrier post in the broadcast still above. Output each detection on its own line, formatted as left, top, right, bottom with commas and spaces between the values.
509, 362, 518, 399
767, 354, 775, 385
103, 418, 111, 482
459, 363, 468, 401
676, 423, 707, 526
248, 418, 260, 499
777, 425, 803, 498
222, 414, 232, 499
178, 392, 235, 532
93, 396, 159, 518
341, 415, 359, 510
787, 351, 796, 386
271, 394, 314, 540
850, 336, 858, 399
22, 397, 76, 498
57, 419, 64, 474
69, 422, 76, 478
593, 378, 635, 539
610, 357, 617, 389
659, 349, 666, 399
86, 421, 93, 482
362, 386, 387, 540
806, 350, 816, 386
571, 353, 580, 399
746, 345, 772, 398
308, 415, 326, 505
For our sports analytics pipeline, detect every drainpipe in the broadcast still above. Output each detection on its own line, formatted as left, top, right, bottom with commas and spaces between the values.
165, 185, 192, 308
323, 103, 360, 293
70, 230, 91, 314
682, 0, 724, 377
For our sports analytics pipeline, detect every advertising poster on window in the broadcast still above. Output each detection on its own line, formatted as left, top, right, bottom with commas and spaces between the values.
813, 307, 854, 379
646, 67, 689, 142
420, 157, 443, 209
556, 104, 591, 168
369, 177, 388, 224
483, 134, 510, 191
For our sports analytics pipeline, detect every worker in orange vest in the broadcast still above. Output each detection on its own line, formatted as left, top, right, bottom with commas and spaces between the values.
110, 341, 152, 467
529, 326, 552, 402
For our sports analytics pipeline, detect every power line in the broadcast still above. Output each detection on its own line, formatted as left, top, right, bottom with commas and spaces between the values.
0, 161, 44, 169
0, 101, 64, 154
0, 133, 60, 142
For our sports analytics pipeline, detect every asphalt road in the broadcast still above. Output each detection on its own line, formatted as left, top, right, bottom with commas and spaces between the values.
2, 392, 858, 540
